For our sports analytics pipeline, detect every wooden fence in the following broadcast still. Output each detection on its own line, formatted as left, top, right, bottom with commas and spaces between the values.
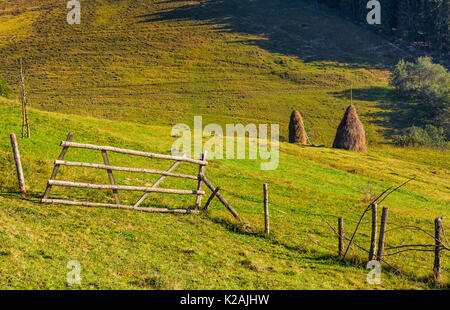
322, 205, 449, 283
41, 133, 212, 214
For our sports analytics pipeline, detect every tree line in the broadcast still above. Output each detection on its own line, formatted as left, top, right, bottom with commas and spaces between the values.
318, 0, 449, 57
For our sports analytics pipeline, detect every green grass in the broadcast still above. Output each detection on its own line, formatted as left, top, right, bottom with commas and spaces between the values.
1, 0, 408, 145
0, 0, 448, 289
0, 99, 448, 289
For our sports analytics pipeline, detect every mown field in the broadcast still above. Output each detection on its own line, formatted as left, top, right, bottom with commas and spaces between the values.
0, 0, 449, 289
0, 0, 412, 144
0, 99, 449, 289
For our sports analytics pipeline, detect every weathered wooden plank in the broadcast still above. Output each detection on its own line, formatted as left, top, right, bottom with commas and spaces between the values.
41, 199, 199, 214
48, 180, 205, 195
60, 141, 208, 166
54, 160, 198, 180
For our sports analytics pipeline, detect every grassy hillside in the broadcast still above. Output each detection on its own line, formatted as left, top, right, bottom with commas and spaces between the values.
0, 0, 448, 290
0, 0, 411, 145
0, 99, 449, 289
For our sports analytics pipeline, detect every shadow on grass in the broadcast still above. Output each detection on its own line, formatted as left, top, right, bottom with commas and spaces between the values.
203, 212, 311, 255
204, 211, 445, 287
0, 191, 42, 203
331, 86, 430, 139
203, 212, 257, 235
136, 0, 404, 69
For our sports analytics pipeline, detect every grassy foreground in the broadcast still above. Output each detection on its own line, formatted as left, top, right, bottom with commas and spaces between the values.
0, 99, 448, 289
0, 0, 448, 290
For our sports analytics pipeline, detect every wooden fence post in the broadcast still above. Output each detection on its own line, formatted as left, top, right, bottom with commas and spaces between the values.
368, 203, 378, 261
434, 217, 443, 282
263, 183, 269, 235
376, 206, 388, 261
195, 152, 207, 209
10, 133, 26, 194
338, 216, 344, 257
42, 132, 74, 200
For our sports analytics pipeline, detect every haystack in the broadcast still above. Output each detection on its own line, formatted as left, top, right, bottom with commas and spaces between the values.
332, 104, 367, 152
289, 110, 308, 144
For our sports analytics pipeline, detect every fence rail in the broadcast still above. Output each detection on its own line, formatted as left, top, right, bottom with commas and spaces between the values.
41, 199, 200, 214
48, 180, 205, 195
59, 141, 208, 166
54, 160, 198, 180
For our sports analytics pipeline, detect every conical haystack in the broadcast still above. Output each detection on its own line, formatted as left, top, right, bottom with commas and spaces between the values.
332, 104, 367, 152
289, 110, 308, 144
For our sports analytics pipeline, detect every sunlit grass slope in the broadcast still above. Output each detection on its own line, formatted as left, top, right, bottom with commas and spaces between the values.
0, 99, 448, 289
0, 0, 411, 145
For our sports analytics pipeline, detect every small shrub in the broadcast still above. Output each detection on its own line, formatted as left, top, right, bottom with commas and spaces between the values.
390, 57, 449, 136
0, 76, 13, 99
391, 57, 449, 103
392, 125, 448, 148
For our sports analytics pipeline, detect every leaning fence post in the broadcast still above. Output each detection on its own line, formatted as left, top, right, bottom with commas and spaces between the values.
101, 150, 120, 205
263, 183, 269, 235
10, 133, 26, 194
434, 217, 443, 282
338, 216, 344, 257
376, 206, 388, 261
368, 203, 378, 261
42, 132, 74, 200
203, 186, 220, 211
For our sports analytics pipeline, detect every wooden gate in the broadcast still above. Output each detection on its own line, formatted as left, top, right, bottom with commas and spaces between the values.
41, 133, 208, 214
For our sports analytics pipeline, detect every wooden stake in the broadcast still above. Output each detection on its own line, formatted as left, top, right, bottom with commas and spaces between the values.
19, 58, 30, 138
368, 203, 378, 261
101, 150, 120, 205
338, 216, 344, 257
42, 132, 74, 200
376, 206, 388, 261
10, 133, 26, 194
195, 152, 207, 209
263, 183, 269, 235
133, 160, 182, 208
201, 175, 241, 221
203, 186, 220, 210
434, 217, 443, 282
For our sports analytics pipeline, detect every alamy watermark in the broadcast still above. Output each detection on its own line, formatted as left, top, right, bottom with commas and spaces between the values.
171, 116, 279, 170
67, 260, 82, 285
67, 0, 81, 25
366, 260, 381, 285
367, 0, 381, 25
